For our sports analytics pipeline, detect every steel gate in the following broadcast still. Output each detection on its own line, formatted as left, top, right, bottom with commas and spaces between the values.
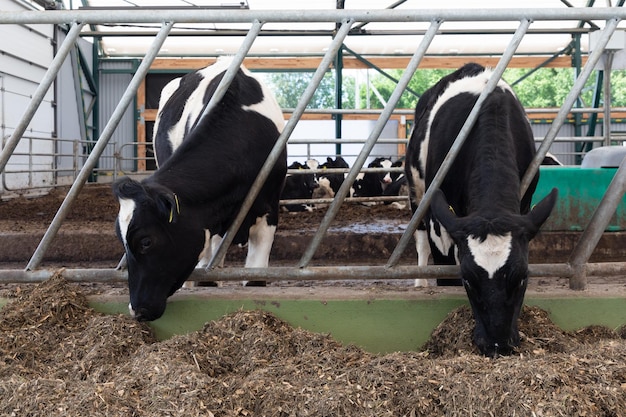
0, 7, 625, 290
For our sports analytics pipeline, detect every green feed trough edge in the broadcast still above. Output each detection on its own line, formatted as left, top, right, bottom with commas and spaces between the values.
1, 166, 625, 354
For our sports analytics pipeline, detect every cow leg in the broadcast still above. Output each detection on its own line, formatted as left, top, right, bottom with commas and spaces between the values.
184, 230, 220, 288
243, 214, 276, 287
414, 227, 432, 287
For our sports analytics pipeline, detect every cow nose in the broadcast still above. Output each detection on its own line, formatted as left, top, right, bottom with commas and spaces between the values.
481, 341, 515, 357
129, 304, 158, 322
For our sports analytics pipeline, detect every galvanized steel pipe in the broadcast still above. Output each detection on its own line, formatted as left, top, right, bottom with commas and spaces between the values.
206, 18, 356, 269
2, 8, 626, 25
25, 21, 175, 271
299, 19, 442, 268
520, 17, 621, 196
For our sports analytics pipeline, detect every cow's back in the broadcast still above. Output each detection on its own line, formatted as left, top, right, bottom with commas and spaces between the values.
152, 58, 284, 167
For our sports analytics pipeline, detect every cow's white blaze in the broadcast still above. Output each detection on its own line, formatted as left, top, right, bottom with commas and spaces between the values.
245, 214, 276, 268
467, 232, 512, 279
117, 198, 136, 248
380, 159, 394, 185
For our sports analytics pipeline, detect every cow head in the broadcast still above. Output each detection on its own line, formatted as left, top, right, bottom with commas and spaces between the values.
113, 177, 205, 321
429, 187, 558, 356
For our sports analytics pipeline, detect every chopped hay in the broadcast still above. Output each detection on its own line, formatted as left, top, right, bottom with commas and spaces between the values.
1, 271, 626, 416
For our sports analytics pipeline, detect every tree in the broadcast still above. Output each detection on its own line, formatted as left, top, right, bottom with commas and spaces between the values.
261, 71, 355, 109
263, 66, 619, 111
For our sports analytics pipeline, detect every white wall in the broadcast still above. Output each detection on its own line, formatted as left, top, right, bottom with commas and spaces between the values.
287, 119, 401, 166
0, 0, 55, 193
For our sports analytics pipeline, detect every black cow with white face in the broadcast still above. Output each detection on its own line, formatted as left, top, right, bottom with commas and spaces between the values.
405, 63, 557, 356
352, 157, 396, 198
113, 58, 287, 321
319, 156, 349, 194
280, 159, 320, 212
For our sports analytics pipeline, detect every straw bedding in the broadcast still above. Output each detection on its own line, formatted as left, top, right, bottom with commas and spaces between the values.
1, 271, 625, 416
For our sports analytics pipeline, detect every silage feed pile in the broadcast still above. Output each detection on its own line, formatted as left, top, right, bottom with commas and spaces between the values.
1, 272, 625, 416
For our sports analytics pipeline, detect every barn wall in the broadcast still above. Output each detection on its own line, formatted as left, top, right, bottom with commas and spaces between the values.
0, 0, 54, 194
97, 60, 137, 174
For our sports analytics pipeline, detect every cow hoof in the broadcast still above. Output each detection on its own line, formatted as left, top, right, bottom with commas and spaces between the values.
414, 279, 429, 287
244, 280, 267, 287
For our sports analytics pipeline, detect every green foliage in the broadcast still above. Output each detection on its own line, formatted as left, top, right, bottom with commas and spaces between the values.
262, 66, 624, 110
261, 71, 355, 109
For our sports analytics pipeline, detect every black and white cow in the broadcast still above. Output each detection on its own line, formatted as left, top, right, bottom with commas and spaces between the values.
319, 156, 350, 194
380, 158, 409, 209
405, 63, 558, 356
113, 58, 287, 321
280, 159, 320, 212
352, 157, 396, 199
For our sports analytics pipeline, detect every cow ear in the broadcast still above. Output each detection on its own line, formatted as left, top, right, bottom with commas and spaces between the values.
429, 189, 462, 234
112, 177, 144, 200
524, 187, 558, 239
145, 183, 181, 224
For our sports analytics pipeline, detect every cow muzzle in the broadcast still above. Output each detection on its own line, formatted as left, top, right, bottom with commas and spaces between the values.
128, 302, 165, 322
476, 337, 518, 357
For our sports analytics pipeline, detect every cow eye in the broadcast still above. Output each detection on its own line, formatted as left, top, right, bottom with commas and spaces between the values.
139, 237, 152, 253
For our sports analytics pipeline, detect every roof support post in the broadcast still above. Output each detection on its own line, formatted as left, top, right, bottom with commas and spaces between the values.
25, 20, 174, 271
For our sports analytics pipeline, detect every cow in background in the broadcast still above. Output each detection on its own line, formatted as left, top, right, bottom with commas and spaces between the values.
319, 156, 350, 194
280, 159, 320, 212
351, 157, 398, 200
383, 159, 410, 210
405, 62, 557, 356
113, 58, 287, 321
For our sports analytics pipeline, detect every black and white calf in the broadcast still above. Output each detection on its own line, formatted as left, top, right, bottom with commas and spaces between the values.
113, 58, 287, 321
280, 159, 320, 212
405, 63, 557, 356
352, 157, 396, 199
319, 156, 350, 194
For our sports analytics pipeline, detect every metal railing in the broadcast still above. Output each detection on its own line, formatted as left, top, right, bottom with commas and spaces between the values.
0, 8, 624, 290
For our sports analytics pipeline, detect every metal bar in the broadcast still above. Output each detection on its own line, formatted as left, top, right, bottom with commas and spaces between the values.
3, 8, 626, 25
0, 21, 85, 174
520, 17, 620, 196
25, 21, 175, 271
206, 18, 355, 269
0, 263, 578, 284
298, 19, 442, 268
13, 261, 626, 284
387, 18, 532, 268
281, 195, 408, 205
603, 51, 614, 147
568, 155, 626, 289
188, 19, 263, 134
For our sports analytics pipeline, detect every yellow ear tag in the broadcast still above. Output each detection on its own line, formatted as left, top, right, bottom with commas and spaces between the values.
449, 205, 455, 214
169, 194, 180, 223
